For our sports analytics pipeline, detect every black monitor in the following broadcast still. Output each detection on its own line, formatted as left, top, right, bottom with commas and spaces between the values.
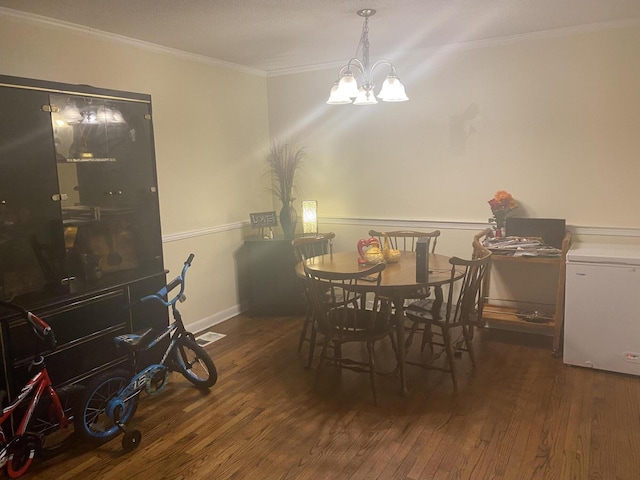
505, 217, 566, 249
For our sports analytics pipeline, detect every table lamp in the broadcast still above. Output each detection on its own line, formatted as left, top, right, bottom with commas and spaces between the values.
302, 200, 318, 235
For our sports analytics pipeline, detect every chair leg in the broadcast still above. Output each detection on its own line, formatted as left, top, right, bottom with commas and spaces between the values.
334, 342, 342, 360
405, 319, 419, 349
298, 307, 312, 352
462, 325, 476, 367
306, 319, 318, 369
388, 330, 398, 358
314, 337, 330, 391
367, 342, 378, 406
387, 330, 401, 374
421, 324, 434, 353
442, 328, 458, 389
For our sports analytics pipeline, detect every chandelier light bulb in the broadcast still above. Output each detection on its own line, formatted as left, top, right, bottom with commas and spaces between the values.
378, 76, 409, 102
326, 82, 352, 104
353, 87, 378, 105
337, 73, 360, 99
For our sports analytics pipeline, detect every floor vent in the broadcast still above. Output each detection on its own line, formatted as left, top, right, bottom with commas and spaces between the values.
195, 331, 226, 347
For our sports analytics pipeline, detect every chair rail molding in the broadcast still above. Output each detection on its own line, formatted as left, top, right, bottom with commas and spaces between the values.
321, 216, 640, 239
161, 218, 640, 243
162, 221, 248, 243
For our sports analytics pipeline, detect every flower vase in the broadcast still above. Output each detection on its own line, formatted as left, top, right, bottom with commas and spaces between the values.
492, 217, 505, 238
491, 210, 508, 239
280, 201, 297, 240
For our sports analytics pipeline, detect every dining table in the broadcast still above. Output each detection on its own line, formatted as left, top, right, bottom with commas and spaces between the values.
296, 250, 462, 395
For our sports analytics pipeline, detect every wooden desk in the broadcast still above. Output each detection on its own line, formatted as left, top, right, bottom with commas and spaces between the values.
298, 251, 460, 395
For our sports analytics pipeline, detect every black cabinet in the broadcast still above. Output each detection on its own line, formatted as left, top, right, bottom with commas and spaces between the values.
0, 75, 166, 399
244, 236, 305, 316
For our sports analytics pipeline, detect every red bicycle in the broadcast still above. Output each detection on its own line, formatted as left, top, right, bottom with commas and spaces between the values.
0, 300, 80, 478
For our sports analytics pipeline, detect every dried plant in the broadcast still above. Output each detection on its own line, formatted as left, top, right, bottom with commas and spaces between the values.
266, 142, 305, 205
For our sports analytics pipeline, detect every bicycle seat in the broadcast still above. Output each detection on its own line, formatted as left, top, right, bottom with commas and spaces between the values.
114, 328, 155, 351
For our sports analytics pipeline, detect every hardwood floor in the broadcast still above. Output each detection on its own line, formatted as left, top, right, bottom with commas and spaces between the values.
25, 314, 640, 479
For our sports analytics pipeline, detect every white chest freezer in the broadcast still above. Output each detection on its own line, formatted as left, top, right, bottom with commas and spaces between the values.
564, 242, 640, 375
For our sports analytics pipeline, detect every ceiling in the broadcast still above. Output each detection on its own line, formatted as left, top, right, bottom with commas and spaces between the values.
1, 0, 640, 74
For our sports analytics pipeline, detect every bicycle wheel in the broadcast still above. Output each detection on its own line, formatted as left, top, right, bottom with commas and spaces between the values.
74, 369, 138, 444
28, 384, 82, 458
6, 436, 35, 479
173, 336, 217, 389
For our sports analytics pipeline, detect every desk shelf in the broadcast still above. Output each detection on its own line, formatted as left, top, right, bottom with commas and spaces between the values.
481, 232, 572, 356
482, 304, 555, 330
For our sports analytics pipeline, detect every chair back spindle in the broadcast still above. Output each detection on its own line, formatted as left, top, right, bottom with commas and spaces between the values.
368, 230, 441, 253
292, 232, 335, 263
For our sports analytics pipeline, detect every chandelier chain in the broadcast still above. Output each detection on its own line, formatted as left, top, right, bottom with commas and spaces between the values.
359, 16, 370, 75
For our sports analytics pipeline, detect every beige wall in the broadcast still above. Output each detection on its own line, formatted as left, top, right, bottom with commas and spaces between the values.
267, 23, 640, 245
2, 11, 640, 328
0, 13, 271, 328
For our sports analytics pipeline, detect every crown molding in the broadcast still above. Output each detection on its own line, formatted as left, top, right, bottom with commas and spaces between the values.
268, 17, 640, 77
0, 7, 267, 77
4, 6, 637, 80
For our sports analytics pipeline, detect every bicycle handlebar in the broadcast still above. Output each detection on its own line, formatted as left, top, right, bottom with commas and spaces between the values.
140, 253, 195, 307
0, 300, 57, 350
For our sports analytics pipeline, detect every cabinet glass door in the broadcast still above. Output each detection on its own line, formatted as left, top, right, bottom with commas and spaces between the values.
109, 99, 163, 272
50, 94, 162, 290
0, 87, 68, 301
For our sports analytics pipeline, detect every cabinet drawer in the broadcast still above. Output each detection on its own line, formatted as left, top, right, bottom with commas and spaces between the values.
5, 290, 131, 393
12, 325, 128, 388
7, 291, 129, 363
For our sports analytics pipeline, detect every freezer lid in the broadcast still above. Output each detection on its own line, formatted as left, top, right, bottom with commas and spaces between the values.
566, 242, 640, 265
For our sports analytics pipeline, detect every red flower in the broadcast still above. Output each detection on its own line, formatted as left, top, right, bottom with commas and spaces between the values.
488, 190, 517, 212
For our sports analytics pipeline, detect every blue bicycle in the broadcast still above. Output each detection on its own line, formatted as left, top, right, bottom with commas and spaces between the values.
74, 254, 217, 450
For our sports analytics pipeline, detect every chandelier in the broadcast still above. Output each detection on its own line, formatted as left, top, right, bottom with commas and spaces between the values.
327, 9, 409, 105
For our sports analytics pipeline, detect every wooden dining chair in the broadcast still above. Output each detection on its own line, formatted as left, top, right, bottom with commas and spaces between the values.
404, 249, 492, 389
368, 229, 440, 254
369, 229, 441, 308
470, 228, 493, 337
291, 232, 335, 368
303, 262, 397, 405
473, 228, 493, 259
407, 228, 492, 336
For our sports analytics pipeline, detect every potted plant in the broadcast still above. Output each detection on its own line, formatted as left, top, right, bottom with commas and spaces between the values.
266, 142, 305, 240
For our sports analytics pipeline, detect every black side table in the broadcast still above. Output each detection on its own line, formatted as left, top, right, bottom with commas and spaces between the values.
243, 235, 305, 316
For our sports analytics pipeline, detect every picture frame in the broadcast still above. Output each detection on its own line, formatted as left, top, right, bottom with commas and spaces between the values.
249, 211, 278, 228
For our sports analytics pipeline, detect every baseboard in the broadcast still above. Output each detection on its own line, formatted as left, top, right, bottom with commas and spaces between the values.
189, 303, 243, 335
